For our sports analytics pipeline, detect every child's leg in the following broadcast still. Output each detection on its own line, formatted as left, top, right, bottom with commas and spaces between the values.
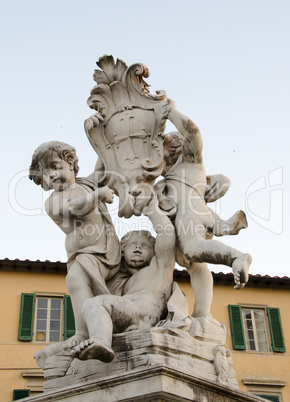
66, 255, 119, 344
187, 262, 213, 317
180, 231, 251, 289
66, 260, 95, 340
76, 254, 117, 294
72, 295, 139, 361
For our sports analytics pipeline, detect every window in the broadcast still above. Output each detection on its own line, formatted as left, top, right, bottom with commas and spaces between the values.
242, 308, 269, 352
35, 297, 62, 342
228, 305, 285, 353
18, 294, 75, 342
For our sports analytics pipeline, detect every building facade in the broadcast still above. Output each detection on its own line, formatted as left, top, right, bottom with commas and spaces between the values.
0, 258, 289, 401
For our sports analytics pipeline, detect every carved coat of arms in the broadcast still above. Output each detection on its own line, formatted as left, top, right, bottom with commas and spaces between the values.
85, 55, 172, 218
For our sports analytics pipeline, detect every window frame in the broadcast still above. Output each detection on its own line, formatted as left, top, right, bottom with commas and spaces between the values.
241, 307, 270, 352
34, 296, 64, 343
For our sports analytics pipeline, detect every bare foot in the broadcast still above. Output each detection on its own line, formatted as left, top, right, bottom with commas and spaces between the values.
34, 347, 54, 369
63, 335, 86, 350
232, 253, 252, 289
71, 339, 115, 362
34, 336, 85, 369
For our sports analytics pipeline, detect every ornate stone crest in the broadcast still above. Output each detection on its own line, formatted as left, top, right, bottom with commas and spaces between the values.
85, 55, 171, 218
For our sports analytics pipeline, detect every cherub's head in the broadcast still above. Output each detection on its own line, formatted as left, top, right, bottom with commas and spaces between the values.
121, 230, 155, 275
162, 131, 183, 175
29, 141, 79, 191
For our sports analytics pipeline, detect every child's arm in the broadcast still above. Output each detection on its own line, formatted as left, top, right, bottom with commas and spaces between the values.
45, 185, 114, 220
143, 194, 176, 268
67, 185, 114, 217
167, 100, 203, 163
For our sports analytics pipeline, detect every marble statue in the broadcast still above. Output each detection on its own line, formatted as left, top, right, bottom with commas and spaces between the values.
29, 141, 121, 347
84, 55, 172, 218
156, 127, 251, 317
71, 194, 176, 362
30, 55, 252, 392
157, 102, 252, 286
214, 344, 234, 385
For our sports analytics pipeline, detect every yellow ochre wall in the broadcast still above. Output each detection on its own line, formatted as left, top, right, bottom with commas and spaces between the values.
0, 268, 67, 401
1, 265, 289, 401
181, 278, 290, 400
215, 282, 290, 400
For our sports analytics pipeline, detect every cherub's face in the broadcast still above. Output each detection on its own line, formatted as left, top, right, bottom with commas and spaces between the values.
123, 233, 155, 273
39, 152, 75, 191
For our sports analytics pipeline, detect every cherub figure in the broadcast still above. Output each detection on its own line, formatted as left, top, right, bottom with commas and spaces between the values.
156, 103, 252, 318
214, 344, 234, 385
71, 195, 176, 362
29, 141, 121, 350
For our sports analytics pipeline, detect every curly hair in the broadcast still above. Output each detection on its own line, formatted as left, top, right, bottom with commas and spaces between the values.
29, 141, 79, 187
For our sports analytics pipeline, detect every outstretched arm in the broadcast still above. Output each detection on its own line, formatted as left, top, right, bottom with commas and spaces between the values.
167, 100, 203, 163
143, 194, 176, 268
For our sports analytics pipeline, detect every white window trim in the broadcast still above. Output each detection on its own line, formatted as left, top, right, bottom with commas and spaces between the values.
22, 371, 44, 393
238, 304, 273, 353
242, 308, 270, 352
243, 378, 285, 401
33, 295, 64, 343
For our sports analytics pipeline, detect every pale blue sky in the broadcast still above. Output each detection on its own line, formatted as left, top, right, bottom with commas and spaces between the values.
1, 0, 289, 277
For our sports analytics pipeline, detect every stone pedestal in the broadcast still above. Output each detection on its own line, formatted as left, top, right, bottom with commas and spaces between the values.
43, 323, 239, 391
23, 324, 264, 401
23, 365, 264, 402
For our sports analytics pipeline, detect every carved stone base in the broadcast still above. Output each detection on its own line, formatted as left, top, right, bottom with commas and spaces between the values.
23, 365, 264, 402
21, 323, 267, 401
43, 322, 239, 391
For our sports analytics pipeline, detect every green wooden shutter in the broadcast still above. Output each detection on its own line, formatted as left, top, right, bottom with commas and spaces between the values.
228, 305, 246, 350
267, 307, 285, 352
18, 293, 36, 341
13, 389, 31, 400
64, 295, 75, 340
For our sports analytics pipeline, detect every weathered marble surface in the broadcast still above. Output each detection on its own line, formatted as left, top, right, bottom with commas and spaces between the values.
24, 324, 265, 402
44, 323, 237, 391
29, 55, 253, 397
84, 55, 170, 219
42, 318, 236, 390
29, 141, 121, 346
20, 366, 267, 402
